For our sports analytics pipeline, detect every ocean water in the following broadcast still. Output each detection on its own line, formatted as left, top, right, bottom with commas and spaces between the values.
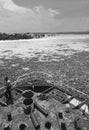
0, 35, 89, 61
0, 35, 89, 114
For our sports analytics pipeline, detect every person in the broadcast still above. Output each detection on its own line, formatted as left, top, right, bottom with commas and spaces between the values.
4, 77, 12, 103
7, 112, 12, 122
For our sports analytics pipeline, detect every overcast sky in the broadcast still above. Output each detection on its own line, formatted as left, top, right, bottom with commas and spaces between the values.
0, 0, 89, 33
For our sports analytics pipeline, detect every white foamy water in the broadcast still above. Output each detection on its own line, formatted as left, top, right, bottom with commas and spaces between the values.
0, 35, 89, 61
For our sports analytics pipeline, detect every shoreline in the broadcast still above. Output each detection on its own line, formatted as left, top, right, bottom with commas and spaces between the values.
0, 35, 89, 43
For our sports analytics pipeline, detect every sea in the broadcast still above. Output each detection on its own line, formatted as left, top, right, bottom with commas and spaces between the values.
0, 34, 89, 113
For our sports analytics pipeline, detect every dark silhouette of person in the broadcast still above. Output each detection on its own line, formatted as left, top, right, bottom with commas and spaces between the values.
4, 77, 12, 103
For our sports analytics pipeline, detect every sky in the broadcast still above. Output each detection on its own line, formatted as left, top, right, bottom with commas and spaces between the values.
0, 0, 89, 33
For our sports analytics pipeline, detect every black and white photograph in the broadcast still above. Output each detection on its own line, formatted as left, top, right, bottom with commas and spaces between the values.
0, 0, 89, 130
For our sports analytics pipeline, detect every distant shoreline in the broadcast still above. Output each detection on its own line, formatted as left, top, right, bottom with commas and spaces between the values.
0, 34, 89, 43
0, 32, 89, 41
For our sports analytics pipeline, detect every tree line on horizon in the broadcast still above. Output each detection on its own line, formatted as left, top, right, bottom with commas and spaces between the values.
0, 33, 45, 40
0, 31, 89, 40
